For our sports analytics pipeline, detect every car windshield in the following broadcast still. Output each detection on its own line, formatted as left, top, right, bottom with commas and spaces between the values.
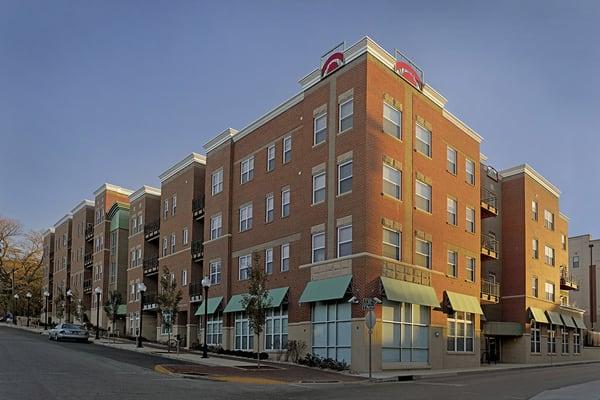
62, 324, 83, 330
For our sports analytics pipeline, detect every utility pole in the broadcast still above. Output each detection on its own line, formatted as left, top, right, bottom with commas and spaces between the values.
590, 243, 596, 331
11, 268, 16, 324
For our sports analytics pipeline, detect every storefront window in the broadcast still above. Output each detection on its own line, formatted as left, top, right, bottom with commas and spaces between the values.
447, 312, 474, 352
381, 300, 430, 363
312, 301, 351, 364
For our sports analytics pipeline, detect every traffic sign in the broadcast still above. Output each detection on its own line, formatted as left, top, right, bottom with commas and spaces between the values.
365, 310, 376, 330
362, 298, 375, 311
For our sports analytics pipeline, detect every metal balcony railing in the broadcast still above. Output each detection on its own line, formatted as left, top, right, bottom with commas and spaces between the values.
192, 196, 205, 219
481, 279, 500, 302
144, 220, 160, 241
481, 234, 499, 259
142, 293, 158, 310
560, 269, 579, 291
481, 187, 498, 217
191, 240, 204, 261
84, 252, 93, 267
85, 225, 94, 241
83, 279, 92, 293
143, 256, 159, 276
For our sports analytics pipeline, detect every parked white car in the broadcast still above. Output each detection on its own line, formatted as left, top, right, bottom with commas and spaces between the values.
48, 323, 90, 342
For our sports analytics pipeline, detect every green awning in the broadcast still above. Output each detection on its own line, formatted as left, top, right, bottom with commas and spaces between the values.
117, 304, 127, 316
223, 294, 247, 313
445, 291, 483, 315
484, 321, 523, 336
381, 276, 439, 307
528, 307, 549, 324
195, 296, 223, 316
561, 314, 577, 328
266, 287, 289, 308
573, 315, 587, 329
546, 310, 563, 326
299, 275, 352, 303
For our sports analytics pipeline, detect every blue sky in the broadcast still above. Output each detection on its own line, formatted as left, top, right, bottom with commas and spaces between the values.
1, 1, 599, 237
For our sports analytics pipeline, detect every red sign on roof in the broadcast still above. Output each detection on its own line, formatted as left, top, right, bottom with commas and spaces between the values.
395, 50, 424, 90
321, 42, 345, 77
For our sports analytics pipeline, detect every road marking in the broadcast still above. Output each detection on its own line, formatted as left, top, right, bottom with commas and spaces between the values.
410, 381, 467, 387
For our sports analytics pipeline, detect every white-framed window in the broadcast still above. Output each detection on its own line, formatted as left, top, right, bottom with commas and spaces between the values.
265, 194, 274, 223
210, 214, 222, 240
574, 329, 581, 354
130, 249, 135, 268
415, 180, 432, 213
281, 243, 290, 272
383, 103, 401, 138
312, 301, 351, 364
163, 199, 169, 220
447, 250, 458, 277
172, 194, 177, 216
240, 156, 255, 184
447, 147, 457, 174
136, 247, 141, 267
465, 159, 475, 185
238, 254, 251, 281
137, 214, 142, 232
314, 113, 327, 145
383, 164, 401, 199
545, 245, 555, 266
562, 327, 569, 354
447, 198, 457, 225
239, 204, 253, 232
338, 160, 352, 195
533, 239, 539, 259
381, 301, 430, 363
531, 321, 541, 353
131, 217, 137, 234
234, 312, 254, 350
339, 98, 353, 132
545, 281, 555, 302
312, 172, 326, 204
265, 306, 288, 351
182, 227, 188, 245
466, 257, 476, 282
170, 233, 176, 253
573, 256, 580, 268
162, 237, 168, 257
181, 269, 187, 286
267, 144, 275, 172
265, 248, 273, 274
211, 168, 223, 195
466, 207, 475, 233
209, 260, 221, 285
207, 313, 223, 345
337, 224, 352, 257
548, 324, 557, 354
382, 228, 401, 261
312, 232, 325, 263
447, 312, 474, 352
281, 188, 290, 217
532, 276, 539, 297
532, 200, 538, 221
544, 210, 555, 230
415, 124, 431, 157
283, 136, 292, 163
415, 238, 432, 269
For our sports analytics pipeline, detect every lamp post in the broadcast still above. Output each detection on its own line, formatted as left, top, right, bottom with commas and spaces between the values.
94, 287, 102, 339
137, 282, 147, 348
66, 289, 73, 323
11, 268, 15, 325
13, 294, 19, 325
201, 276, 211, 358
26, 292, 32, 327
43, 291, 50, 330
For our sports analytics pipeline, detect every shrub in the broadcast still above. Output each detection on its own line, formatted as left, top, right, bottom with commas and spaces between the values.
298, 353, 348, 371
286, 340, 307, 363
209, 346, 268, 360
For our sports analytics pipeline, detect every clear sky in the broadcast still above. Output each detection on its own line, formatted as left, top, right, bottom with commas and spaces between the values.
1, 1, 599, 237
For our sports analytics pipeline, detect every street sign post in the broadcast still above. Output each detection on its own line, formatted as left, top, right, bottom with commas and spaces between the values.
365, 310, 376, 380
362, 298, 375, 311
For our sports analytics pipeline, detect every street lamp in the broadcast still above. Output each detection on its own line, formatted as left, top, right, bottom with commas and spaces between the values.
201, 276, 211, 358
13, 294, 19, 325
43, 291, 50, 330
137, 282, 147, 348
94, 287, 102, 339
26, 292, 32, 327
66, 289, 73, 323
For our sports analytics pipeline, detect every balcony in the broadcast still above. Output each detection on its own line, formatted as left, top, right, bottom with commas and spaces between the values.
83, 279, 92, 294
481, 187, 498, 218
561, 269, 579, 291
142, 293, 158, 311
67, 238, 72, 249
85, 225, 94, 242
189, 280, 204, 303
191, 240, 204, 262
143, 256, 159, 276
192, 196, 205, 220
481, 279, 500, 303
481, 234, 499, 259
144, 220, 160, 241
84, 252, 93, 268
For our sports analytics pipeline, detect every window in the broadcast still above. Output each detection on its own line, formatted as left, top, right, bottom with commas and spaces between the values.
207, 313, 223, 345
532, 276, 539, 297
338, 160, 352, 195
163, 199, 168, 220
447, 251, 457, 277
239, 204, 253, 232
267, 145, 275, 172
170, 233, 176, 254
339, 98, 353, 132
283, 136, 292, 163
545, 282, 555, 302
211, 168, 223, 195
172, 195, 177, 216
383, 103, 401, 138
561, 234, 566, 250
130, 250, 135, 268
466, 207, 475, 233
544, 210, 555, 230
531, 322, 541, 353
383, 164, 401, 199
545, 246, 555, 266
312, 301, 351, 364
314, 114, 327, 145
415, 180, 432, 213
209, 260, 221, 285
131, 217, 137, 234
136, 248, 141, 267
382, 228, 401, 261
240, 157, 255, 184
562, 327, 569, 354
265, 248, 273, 274
548, 324, 556, 354
465, 159, 475, 185
312, 232, 325, 263
447, 147, 457, 174
265, 306, 288, 350
182, 227, 188, 245
533, 239, 539, 259
281, 188, 290, 217
447, 198, 457, 225
415, 124, 431, 157
532, 200, 538, 221
210, 214, 222, 240
466, 257, 476, 282
312, 172, 326, 204
574, 329, 581, 354
281, 243, 290, 272
137, 214, 142, 232
573, 256, 580, 268
162, 237, 168, 257
265, 194, 274, 223
415, 238, 432, 269
234, 312, 254, 350
381, 301, 430, 363
447, 312, 474, 352
337, 224, 352, 257
238, 255, 251, 281
181, 269, 187, 286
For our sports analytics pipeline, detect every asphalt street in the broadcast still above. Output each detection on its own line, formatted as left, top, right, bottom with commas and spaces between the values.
2, 326, 600, 400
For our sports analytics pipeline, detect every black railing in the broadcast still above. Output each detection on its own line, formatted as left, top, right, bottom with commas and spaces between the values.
192, 196, 205, 219
142, 293, 158, 310
84, 252, 93, 267
85, 225, 94, 241
560, 270, 579, 290
143, 256, 159, 275
189, 281, 204, 297
144, 219, 160, 240
481, 279, 500, 300
481, 187, 498, 210
83, 279, 92, 293
191, 240, 204, 260
481, 234, 499, 257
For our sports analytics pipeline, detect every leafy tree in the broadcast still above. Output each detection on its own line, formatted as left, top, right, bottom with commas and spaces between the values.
158, 266, 182, 350
71, 289, 87, 324
103, 291, 122, 336
242, 252, 271, 368
54, 290, 65, 322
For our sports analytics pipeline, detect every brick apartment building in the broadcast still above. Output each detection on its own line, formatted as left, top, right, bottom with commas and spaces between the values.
69, 200, 94, 323
51, 214, 72, 322
568, 235, 600, 332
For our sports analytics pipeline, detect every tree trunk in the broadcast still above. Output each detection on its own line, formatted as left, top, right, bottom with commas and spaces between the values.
257, 332, 261, 369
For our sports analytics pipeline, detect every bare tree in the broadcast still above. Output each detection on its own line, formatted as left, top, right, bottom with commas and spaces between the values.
103, 291, 122, 338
